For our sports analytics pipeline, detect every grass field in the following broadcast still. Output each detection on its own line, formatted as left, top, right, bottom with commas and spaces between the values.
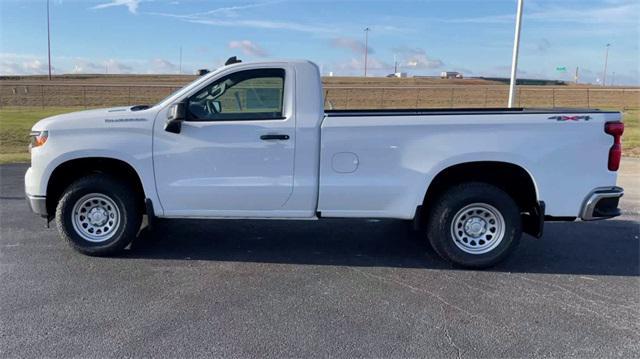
1, 106, 638, 164
0, 107, 80, 163
624, 109, 640, 157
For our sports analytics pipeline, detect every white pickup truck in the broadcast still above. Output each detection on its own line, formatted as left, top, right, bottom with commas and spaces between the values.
25, 59, 625, 268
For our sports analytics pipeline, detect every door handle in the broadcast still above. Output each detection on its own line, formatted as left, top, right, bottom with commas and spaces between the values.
260, 134, 290, 140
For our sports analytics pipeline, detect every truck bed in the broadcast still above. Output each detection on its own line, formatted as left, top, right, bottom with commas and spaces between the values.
325, 108, 616, 117
318, 106, 620, 219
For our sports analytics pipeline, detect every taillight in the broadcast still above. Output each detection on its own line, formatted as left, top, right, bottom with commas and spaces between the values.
605, 122, 624, 171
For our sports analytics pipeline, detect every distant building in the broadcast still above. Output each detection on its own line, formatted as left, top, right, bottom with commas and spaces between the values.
386, 72, 408, 78
441, 71, 463, 79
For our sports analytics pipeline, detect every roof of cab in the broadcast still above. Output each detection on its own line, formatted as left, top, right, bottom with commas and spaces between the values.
224, 59, 318, 69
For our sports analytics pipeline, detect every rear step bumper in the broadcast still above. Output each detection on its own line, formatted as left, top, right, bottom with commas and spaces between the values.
580, 186, 624, 221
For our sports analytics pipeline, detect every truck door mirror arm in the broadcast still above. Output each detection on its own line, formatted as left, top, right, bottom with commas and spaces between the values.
165, 102, 186, 134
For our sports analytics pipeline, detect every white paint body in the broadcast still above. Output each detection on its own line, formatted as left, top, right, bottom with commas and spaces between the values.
26, 60, 621, 220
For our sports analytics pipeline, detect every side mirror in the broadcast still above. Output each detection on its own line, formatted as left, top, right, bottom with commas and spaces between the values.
165, 102, 186, 134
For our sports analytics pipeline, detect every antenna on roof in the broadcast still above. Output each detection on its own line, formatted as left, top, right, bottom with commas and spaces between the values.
225, 56, 242, 66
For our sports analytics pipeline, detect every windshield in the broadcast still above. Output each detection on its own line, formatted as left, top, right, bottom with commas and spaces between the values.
153, 66, 224, 108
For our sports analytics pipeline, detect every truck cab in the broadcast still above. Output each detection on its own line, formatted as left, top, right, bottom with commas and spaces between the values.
153, 61, 324, 218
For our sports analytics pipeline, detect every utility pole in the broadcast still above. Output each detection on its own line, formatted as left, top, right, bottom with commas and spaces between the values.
179, 46, 183, 74
612, 72, 616, 87
47, 0, 52, 80
602, 43, 610, 87
364, 27, 370, 77
394, 54, 398, 73
508, 0, 524, 108
574, 66, 579, 84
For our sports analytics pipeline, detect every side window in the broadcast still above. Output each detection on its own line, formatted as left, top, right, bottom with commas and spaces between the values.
187, 68, 285, 121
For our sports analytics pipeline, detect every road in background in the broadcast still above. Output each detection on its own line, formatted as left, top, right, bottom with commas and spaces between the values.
1, 159, 638, 357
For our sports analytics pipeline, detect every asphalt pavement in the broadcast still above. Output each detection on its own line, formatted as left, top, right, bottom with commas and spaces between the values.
1, 160, 638, 358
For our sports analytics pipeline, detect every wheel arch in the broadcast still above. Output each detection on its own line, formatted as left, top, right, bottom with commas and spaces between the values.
45, 156, 147, 217
417, 160, 542, 237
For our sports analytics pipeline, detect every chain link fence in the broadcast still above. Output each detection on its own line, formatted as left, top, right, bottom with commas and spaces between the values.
323, 86, 639, 110
1, 82, 638, 109
0, 83, 181, 108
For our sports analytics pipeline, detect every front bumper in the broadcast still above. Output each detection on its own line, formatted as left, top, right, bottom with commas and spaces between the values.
25, 166, 48, 218
580, 186, 624, 221
26, 194, 47, 217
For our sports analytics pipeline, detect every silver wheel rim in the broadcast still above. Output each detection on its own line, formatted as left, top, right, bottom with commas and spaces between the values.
71, 193, 121, 243
450, 203, 506, 255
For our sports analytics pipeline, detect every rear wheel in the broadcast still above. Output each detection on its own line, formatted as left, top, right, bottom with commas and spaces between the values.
55, 175, 142, 256
426, 182, 522, 268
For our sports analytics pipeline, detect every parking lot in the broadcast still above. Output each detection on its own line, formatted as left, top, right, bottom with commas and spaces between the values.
1, 160, 638, 357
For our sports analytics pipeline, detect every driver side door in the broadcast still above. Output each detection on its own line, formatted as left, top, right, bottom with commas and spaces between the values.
153, 67, 296, 217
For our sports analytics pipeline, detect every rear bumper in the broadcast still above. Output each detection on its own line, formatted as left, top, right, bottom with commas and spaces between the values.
580, 186, 624, 221
26, 194, 47, 217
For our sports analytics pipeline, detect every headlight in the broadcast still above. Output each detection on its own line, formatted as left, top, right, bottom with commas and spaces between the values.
29, 130, 48, 152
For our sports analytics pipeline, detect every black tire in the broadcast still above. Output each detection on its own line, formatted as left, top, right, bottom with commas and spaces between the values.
426, 182, 522, 268
55, 174, 142, 256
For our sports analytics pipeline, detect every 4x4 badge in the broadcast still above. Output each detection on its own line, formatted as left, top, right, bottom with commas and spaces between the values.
548, 115, 592, 122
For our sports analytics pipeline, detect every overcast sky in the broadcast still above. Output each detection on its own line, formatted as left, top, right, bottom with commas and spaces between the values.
0, 0, 638, 84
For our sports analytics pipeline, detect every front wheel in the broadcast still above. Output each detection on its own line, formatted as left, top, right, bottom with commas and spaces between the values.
426, 182, 522, 268
55, 175, 142, 256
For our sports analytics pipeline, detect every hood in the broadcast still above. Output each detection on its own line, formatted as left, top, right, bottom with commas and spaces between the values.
32, 106, 152, 131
